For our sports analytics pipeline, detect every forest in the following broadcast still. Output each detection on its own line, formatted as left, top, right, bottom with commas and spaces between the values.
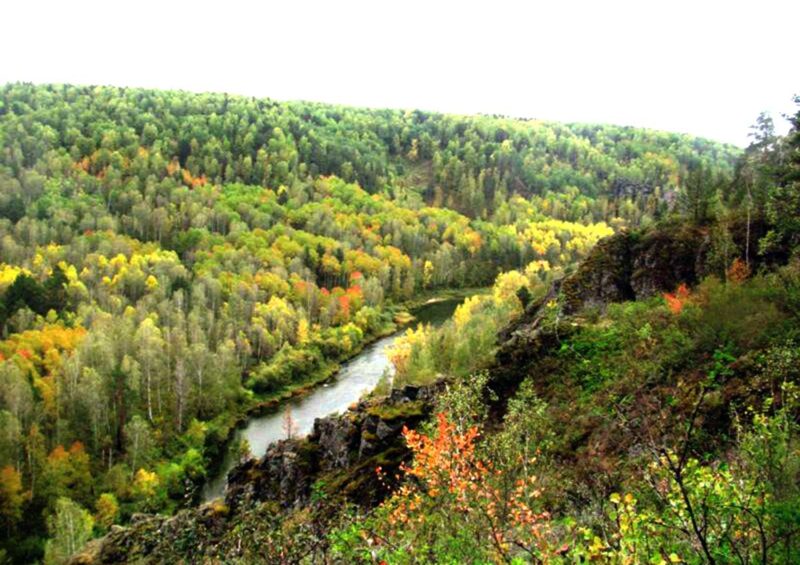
0, 82, 789, 564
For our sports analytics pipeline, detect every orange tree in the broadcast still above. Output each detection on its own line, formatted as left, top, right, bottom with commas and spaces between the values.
334, 411, 552, 564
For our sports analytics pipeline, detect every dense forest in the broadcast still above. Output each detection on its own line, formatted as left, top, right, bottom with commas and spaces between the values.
62, 95, 800, 564
0, 82, 779, 564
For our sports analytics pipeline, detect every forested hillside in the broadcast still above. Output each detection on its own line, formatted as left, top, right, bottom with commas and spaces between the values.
1, 83, 739, 224
65, 97, 800, 564
0, 83, 743, 563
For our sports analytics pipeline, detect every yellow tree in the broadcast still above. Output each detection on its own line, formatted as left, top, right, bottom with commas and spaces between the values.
0, 465, 24, 531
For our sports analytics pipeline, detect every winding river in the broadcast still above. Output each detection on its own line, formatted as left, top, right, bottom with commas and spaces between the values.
201, 297, 463, 501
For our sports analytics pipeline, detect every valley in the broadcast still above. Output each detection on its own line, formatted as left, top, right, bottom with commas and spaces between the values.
0, 82, 796, 564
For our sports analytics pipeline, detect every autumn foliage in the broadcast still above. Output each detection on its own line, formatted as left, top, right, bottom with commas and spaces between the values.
0, 466, 25, 529
387, 413, 485, 525
375, 413, 551, 560
726, 257, 751, 283
663, 283, 691, 315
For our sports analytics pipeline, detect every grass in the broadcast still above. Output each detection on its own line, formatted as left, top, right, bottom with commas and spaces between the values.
367, 400, 426, 421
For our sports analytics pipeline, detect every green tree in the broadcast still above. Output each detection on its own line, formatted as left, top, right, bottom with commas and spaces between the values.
2, 274, 46, 321
43, 497, 94, 564
765, 98, 800, 247
44, 266, 69, 313
679, 163, 718, 224
125, 415, 154, 473
94, 493, 119, 531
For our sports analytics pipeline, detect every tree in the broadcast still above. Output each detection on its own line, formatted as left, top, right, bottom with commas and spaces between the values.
44, 266, 69, 313
0, 364, 32, 441
125, 415, 154, 473
0, 465, 24, 533
0, 195, 25, 223
41, 442, 93, 506
25, 423, 46, 498
764, 97, 800, 247
679, 163, 718, 224
43, 497, 94, 564
131, 468, 160, 510
134, 318, 165, 422
282, 406, 298, 439
423, 260, 434, 289
94, 493, 119, 530
372, 413, 552, 562
0, 410, 22, 469
2, 274, 46, 323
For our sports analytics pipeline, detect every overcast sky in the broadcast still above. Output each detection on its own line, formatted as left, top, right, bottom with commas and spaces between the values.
2, 0, 796, 146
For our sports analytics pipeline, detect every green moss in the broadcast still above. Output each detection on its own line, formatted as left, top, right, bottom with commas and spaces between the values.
366, 400, 426, 421
321, 446, 409, 504
295, 440, 321, 469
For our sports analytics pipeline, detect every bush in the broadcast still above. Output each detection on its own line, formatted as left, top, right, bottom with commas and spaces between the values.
247, 346, 324, 394
687, 275, 787, 355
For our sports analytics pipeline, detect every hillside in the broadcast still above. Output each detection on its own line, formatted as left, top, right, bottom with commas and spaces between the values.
1, 83, 739, 224
0, 83, 789, 564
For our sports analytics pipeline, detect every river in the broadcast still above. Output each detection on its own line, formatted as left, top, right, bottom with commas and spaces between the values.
201, 297, 463, 501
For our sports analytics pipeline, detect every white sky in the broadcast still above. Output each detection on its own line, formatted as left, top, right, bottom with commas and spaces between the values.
1, 0, 797, 146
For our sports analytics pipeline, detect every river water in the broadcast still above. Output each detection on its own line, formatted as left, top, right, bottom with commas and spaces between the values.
201, 298, 463, 501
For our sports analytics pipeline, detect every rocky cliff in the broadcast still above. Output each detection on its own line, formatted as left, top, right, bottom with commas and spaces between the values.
224, 382, 443, 512
496, 223, 709, 379
559, 223, 708, 314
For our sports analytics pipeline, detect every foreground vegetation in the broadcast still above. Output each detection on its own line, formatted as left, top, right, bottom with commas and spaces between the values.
335, 264, 800, 563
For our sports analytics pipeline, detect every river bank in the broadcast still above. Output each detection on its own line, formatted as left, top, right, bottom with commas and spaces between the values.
197, 320, 398, 500
199, 293, 471, 501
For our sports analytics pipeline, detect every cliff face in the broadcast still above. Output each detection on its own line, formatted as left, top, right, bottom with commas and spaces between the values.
560, 224, 709, 315
558, 217, 787, 317
497, 224, 708, 377
224, 382, 442, 512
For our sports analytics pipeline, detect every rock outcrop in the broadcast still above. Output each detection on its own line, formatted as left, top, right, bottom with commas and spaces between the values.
496, 224, 711, 390
224, 382, 441, 512
561, 223, 709, 315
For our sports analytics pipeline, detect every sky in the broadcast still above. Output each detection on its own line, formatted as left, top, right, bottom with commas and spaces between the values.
1, 0, 797, 146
